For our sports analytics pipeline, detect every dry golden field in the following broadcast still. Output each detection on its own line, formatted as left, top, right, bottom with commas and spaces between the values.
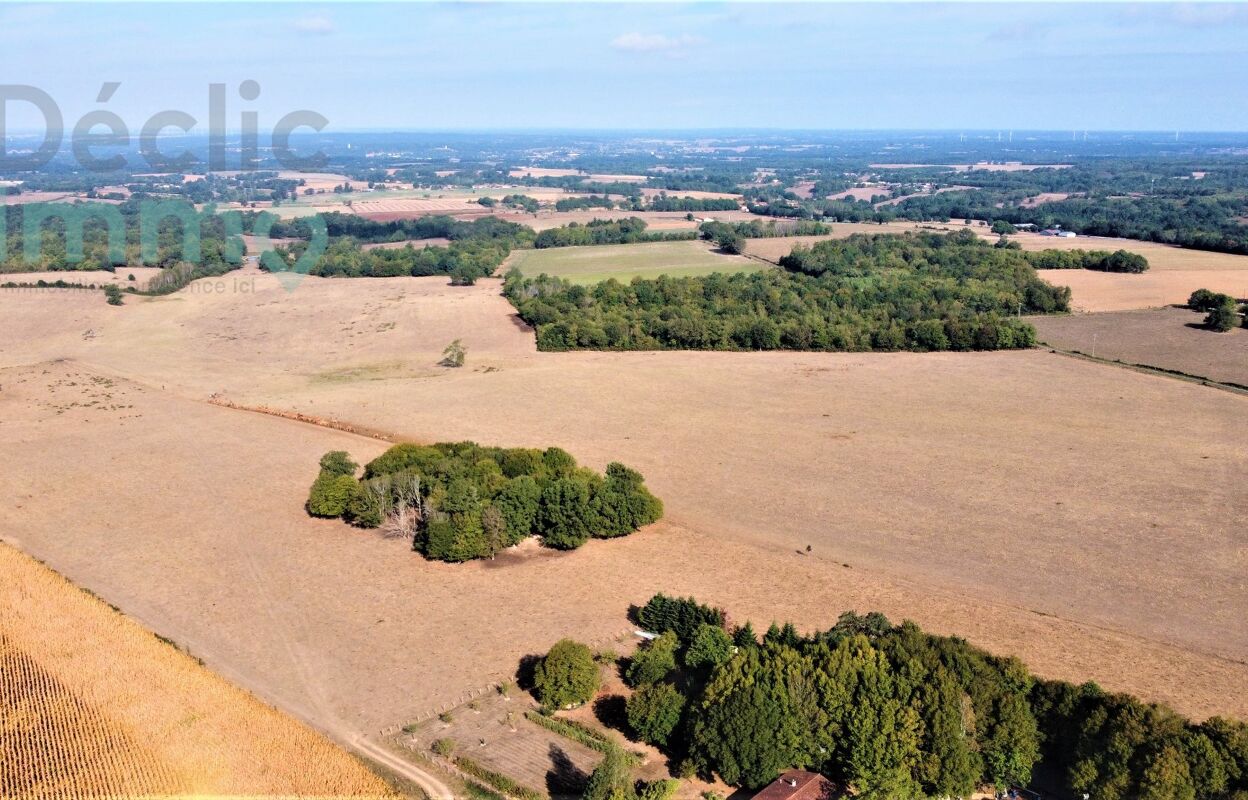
1031, 307, 1248, 386
0, 541, 397, 798
1, 269, 1245, 735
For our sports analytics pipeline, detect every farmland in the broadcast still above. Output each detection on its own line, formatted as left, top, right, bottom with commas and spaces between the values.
505, 239, 764, 284
1, 270, 1245, 737
0, 540, 397, 798
1031, 306, 1248, 386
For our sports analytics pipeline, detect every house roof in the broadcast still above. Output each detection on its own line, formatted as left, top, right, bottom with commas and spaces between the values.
752, 770, 840, 800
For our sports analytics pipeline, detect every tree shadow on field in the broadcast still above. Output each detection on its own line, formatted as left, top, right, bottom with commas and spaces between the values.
516, 653, 542, 692
546, 743, 589, 799
592, 694, 628, 732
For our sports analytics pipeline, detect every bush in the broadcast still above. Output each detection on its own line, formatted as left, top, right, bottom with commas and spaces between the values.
638, 779, 680, 800
626, 682, 686, 747
991, 220, 1017, 235
441, 338, 467, 367
318, 450, 358, 477
534, 639, 600, 710
306, 472, 360, 517
1189, 288, 1236, 312
431, 738, 456, 756
626, 631, 679, 687
103, 284, 124, 305
1206, 301, 1239, 332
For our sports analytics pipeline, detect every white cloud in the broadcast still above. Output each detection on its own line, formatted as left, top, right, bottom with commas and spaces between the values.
610, 32, 705, 55
294, 14, 334, 35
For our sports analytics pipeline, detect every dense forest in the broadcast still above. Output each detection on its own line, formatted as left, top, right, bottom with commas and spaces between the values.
305, 442, 662, 562
537, 594, 1248, 800
504, 230, 1068, 352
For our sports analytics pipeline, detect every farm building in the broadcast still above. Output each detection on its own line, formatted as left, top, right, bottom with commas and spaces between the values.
1040, 228, 1077, 238
751, 770, 841, 800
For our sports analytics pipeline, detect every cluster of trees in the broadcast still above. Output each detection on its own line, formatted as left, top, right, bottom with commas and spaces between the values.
555, 196, 619, 212
698, 219, 833, 241
645, 195, 739, 212
305, 442, 662, 562
1189, 288, 1247, 332
277, 236, 516, 284
270, 216, 534, 284
479, 194, 540, 213
696, 219, 834, 254
504, 230, 1067, 352
533, 218, 696, 249
1023, 248, 1150, 273
562, 595, 1248, 800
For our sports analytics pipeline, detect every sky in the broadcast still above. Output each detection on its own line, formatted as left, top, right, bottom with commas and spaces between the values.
1, 2, 1247, 133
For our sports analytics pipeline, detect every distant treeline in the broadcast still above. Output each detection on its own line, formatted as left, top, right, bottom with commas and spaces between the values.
268, 216, 533, 283
534, 218, 696, 248
604, 593, 1248, 800
306, 442, 662, 562
505, 230, 1066, 352
891, 192, 1248, 255
259, 211, 513, 245
1, 202, 243, 274
646, 196, 739, 212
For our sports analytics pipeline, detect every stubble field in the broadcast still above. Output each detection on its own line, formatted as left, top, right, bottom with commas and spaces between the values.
1031, 306, 1248, 386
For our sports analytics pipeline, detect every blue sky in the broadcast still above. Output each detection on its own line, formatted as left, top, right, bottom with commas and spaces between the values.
2, 2, 1247, 132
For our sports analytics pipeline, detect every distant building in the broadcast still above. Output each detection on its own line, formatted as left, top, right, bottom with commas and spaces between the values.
1040, 228, 1077, 238
752, 770, 841, 800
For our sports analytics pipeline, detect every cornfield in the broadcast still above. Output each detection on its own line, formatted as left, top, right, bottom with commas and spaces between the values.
0, 543, 398, 799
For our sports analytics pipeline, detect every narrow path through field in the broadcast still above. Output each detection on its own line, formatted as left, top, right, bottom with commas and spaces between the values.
348, 734, 453, 800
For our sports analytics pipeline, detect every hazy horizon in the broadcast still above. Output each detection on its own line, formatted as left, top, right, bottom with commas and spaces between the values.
2, 2, 1247, 132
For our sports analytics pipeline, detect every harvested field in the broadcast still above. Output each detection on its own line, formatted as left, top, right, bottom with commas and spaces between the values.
1037, 269, 1248, 312
1031, 307, 1248, 386
1, 191, 76, 205
1019, 192, 1072, 207
0, 540, 396, 797
505, 240, 762, 284
1, 272, 1245, 733
639, 188, 741, 201
0, 268, 162, 289
874, 185, 976, 208
361, 237, 452, 252
524, 210, 762, 233
826, 187, 888, 202
1006, 231, 1248, 271
743, 221, 973, 262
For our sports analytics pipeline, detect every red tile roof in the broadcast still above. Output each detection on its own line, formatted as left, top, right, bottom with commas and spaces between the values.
751, 770, 840, 800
